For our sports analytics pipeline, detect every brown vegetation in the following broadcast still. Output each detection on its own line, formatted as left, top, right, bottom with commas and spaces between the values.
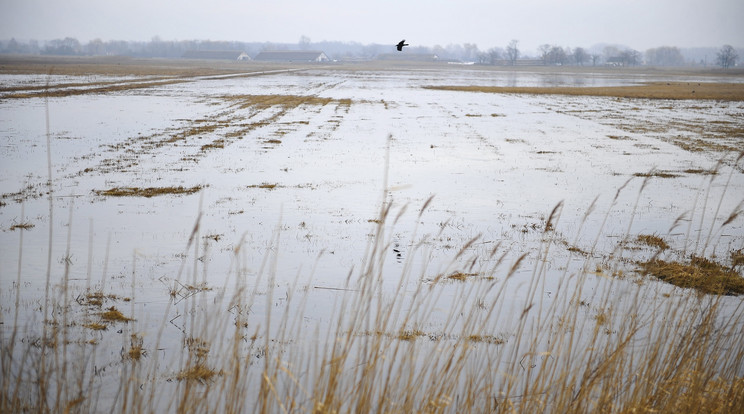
95, 185, 203, 198
100, 306, 133, 322
634, 170, 680, 178
425, 82, 744, 101
8, 221, 34, 231
636, 234, 670, 251
639, 256, 744, 295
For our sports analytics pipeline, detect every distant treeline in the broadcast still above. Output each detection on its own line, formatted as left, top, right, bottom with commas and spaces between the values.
0, 36, 739, 67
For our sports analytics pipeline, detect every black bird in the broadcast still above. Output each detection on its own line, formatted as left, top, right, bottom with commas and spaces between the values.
396, 40, 409, 51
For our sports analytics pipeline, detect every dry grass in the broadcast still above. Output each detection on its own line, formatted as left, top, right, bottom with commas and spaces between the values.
100, 306, 133, 322
466, 335, 505, 345
78, 290, 123, 307
8, 221, 34, 231
685, 168, 718, 175
639, 256, 744, 295
636, 234, 670, 251
732, 249, 744, 269
424, 82, 744, 101
82, 322, 107, 331
95, 185, 203, 198
247, 183, 279, 190
221, 94, 351, 111
0, 54, 299, 76
0, 55, 301, 98
634, 170, 680, 178
396, 329, 426, 341
3, 79, 188, 99
126, 334, 145, 361
175, 364, 221, 383
444, 271, 480, 281
3, 194, 744, 413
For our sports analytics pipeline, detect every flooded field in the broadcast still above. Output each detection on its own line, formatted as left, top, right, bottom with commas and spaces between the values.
2, 61, 744, 412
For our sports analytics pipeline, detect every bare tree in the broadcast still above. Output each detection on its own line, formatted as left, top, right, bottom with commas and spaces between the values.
43, 37, 81, 55
538, 44, 551, 65
573, 47, 588, 66
486, 47, 503, 64
463, 43, 479, 62
716, 44, 738, 69
603, 45, 620, 62
539, 45, 568, 65
619, 49, 641, 66
549, 46, 568, 65
506, 39, 520, 65
645, 46, 684, 66
298, 35, 311, 50
86, 38, 106, 56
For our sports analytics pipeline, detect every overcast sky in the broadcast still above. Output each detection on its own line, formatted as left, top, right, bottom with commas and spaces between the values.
1, 0, 742, 53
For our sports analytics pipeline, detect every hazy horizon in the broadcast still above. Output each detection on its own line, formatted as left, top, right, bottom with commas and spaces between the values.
1, 0, 743, 54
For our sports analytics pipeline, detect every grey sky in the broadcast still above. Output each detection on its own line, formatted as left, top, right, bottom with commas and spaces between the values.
1, 0, 742, 53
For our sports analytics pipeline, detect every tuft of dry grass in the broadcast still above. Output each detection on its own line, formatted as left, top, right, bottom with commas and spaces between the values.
247, 183, 279, 190
397, 329, 426, 341
636, 234, 670, 251
126, 334, 145, 361
639, 256, 744, 295
466, 335, 505, 345
9, 221, 34, 231
83, 322, 107, 331
185, 337, 211, 360
732, 249, 744, 269
175, 365, 221, 383
78, 290, 122, 307
444, 271, 479, 281
685, 168, 718, 176
633, 170, 680, 178
95, 185, 202, 198
100, 306, 133, 322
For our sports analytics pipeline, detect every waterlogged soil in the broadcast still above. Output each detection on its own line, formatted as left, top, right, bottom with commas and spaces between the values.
2, 62, 743, 287
1, 61, 743, 406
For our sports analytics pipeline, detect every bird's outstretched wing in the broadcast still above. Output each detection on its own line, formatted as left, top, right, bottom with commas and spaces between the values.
396, 40, 408, 51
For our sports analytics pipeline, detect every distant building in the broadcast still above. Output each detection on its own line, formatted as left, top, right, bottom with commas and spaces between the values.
182, 50, 251, 61
253, 50, 329, 62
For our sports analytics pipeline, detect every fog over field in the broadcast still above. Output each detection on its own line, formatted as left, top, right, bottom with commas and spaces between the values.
2, 0, 743, 54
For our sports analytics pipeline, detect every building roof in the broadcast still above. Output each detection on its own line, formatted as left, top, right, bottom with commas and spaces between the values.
253, 50, 329, 62
181, 50, 250, 60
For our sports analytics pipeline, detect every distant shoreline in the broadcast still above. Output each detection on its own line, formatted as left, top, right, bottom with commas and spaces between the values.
2, 54, 743, 78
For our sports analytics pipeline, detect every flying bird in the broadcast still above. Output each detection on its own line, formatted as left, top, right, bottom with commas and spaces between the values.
396, 40, 409, 51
